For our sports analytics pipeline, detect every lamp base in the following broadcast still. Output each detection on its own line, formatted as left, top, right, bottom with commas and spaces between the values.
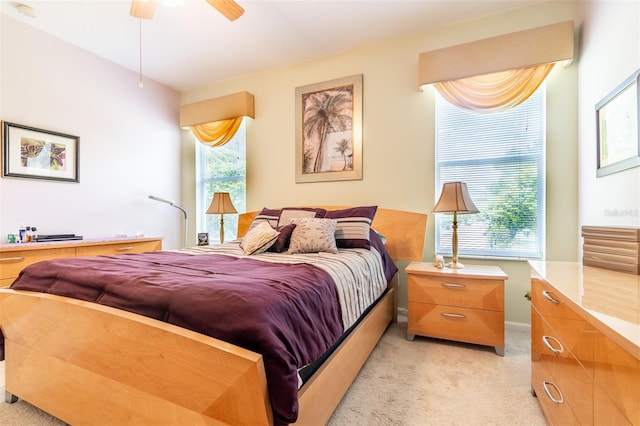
446, 260, 465, 269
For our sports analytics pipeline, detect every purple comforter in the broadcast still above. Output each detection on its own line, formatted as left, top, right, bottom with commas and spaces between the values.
2, 251, 345, 425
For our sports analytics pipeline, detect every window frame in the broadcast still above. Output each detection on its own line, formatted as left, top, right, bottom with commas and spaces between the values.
434, 86, 546, 260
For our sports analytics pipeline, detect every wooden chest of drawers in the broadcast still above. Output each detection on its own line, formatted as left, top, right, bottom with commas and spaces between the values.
406, 262, 507, 356
529, 261, 639, 425
0, 237, 163, 287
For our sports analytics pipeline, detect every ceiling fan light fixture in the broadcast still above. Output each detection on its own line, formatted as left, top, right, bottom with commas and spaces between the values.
130, 0, 156, 19
16, 3, 37, 18
206, 0, 244, 21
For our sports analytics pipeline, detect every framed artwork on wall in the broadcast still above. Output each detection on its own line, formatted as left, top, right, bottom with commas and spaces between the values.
2, 121, 79, 182
295, 74, 363, 183
596, 69, 640, 177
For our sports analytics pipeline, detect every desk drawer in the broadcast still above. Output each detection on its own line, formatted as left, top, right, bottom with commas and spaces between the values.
0, 247, 76, 280
76, 240, 162, 257
407, 274, 503, 310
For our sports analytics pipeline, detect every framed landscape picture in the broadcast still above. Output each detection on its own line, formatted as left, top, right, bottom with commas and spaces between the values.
596, 69, 640, 177
2, 121, 79, 182
295, 74, 363, 183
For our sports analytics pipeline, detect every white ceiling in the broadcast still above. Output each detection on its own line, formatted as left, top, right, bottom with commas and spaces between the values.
1, 0, 545, 92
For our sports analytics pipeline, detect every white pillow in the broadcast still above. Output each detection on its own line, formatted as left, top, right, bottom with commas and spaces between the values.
277, 209, 319, 227
288, 218, 338, 254
240, 221, 279, 255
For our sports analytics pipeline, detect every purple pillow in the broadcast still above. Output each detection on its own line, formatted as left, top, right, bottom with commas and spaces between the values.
325, 206, 378, 249
268, 223, 297, 253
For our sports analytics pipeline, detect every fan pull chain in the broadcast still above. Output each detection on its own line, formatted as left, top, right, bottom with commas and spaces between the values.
139, 17, 144, 88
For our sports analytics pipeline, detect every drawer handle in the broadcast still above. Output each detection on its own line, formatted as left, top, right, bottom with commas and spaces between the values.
441, 312, 466, 319
542, 290, 560, 304
116, 247, 134, 251
0, 257, 25, 262
542, 381, 564, 404
441, 282, 466, 288
542, 335, 564, 354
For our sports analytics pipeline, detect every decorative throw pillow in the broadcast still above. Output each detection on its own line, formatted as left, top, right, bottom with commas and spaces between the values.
267, 223, 297, 253
245, 207, 281, 234
277, 207, 327, 227
240, 221, 279, 255
325, 206, 378, 249
288, 218, 338, 254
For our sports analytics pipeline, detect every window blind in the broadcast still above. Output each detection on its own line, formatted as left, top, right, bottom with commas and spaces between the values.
434, 85, 545, 259
196, 119, 247, 243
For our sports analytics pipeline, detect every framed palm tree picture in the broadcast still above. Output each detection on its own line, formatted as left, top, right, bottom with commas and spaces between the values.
295, 74, 362, 183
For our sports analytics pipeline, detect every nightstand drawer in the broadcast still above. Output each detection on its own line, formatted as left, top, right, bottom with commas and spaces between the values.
407, 302, 504, 348
407, 274, 503, 311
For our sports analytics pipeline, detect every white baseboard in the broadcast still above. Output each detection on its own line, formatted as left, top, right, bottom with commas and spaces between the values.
506, 321, 531, 332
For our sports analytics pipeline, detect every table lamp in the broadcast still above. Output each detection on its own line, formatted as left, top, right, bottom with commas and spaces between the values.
432, 181, 479, 269
206, 192, 237, 244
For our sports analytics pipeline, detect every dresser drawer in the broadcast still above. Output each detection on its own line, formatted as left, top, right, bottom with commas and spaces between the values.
408, 302, 503, 348
594, 382, 633, 426
76, 240, 162, 257
594, 331, 640, 425
407, 274, 503, 311
532, 356, 580, 426
0, 247, 76, 280
533, 306, 593, 424
532, 278, 583, 321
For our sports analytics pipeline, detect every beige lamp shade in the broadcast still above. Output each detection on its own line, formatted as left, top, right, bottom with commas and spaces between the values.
432, 182, 479, 214
432, 182, 479, 269
206, 192, 238, 215
206, 192, 237, 244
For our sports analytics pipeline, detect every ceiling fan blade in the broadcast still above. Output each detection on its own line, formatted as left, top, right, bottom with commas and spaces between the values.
130, 0, 156, 19
206, 0, 244, 21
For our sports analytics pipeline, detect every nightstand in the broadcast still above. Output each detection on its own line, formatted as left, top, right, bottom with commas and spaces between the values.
406, 262, 507, 356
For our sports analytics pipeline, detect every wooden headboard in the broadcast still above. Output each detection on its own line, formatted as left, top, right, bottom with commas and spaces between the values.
238, 206, 427, 262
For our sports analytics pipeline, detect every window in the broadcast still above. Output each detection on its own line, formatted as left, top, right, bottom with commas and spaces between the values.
434, 84, 545, 259
195, 118, 246, 243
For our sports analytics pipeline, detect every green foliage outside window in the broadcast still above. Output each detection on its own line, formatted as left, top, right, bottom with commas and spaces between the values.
482, 165, 538, 249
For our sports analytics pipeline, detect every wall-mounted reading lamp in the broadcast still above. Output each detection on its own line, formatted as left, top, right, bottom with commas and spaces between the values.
148, 195, 188, 248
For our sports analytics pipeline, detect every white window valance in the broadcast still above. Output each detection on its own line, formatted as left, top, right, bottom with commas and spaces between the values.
418, 21, 574, 87
180, 91, 255, 146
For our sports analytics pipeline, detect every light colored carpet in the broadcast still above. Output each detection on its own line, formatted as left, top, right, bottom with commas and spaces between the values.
0, 320, 547, 425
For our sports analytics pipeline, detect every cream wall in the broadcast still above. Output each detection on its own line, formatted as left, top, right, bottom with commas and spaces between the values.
0, 15, 183, 250
181, 1, 580, 325
578, 1, 640, 233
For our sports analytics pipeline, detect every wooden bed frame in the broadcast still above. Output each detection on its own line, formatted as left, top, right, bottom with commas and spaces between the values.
0, 207, 427, 425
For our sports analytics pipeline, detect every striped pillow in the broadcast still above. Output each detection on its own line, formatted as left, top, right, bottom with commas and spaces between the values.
246, 208, 281, 234
240, 221, 279, 255
325, 206, 378, 249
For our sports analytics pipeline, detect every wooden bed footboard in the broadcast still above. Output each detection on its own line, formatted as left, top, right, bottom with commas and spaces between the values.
0, 290, 273, 425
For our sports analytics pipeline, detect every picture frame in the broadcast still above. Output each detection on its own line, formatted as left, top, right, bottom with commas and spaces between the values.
2, 121, 79, 182
295, 74, 363, 183
596, 69, 640, 177
197, 232, 209, 246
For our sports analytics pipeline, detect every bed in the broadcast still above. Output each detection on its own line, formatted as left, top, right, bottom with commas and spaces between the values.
0, 206, 427, 425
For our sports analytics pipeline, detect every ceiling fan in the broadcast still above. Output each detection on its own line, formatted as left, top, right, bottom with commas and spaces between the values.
130, 0, 244, 21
